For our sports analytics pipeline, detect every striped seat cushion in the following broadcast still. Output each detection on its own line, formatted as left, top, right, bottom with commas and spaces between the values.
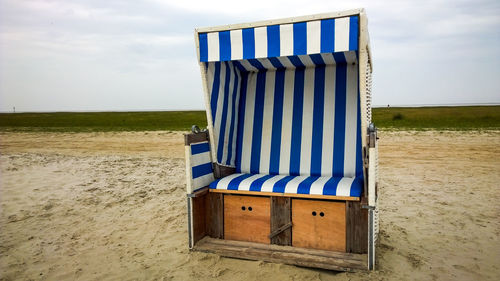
209, 173, 363, 197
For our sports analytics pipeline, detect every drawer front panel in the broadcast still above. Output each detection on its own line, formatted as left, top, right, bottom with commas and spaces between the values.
292, 199, 346, 251
224, 195, 270, 244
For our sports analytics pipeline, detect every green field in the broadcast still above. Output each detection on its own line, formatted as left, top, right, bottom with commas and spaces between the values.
0, 106, 498, 132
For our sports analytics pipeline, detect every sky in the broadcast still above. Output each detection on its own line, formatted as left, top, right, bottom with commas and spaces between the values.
0, 0, 499, 112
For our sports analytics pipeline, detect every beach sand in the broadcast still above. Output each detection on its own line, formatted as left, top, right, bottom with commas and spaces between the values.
0, 130, 499, 280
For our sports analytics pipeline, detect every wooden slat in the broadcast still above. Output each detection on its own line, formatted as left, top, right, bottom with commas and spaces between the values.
206, 192, 224, 239
192, 194, 207, 244
209, 189, 360, 201
346, 201, 368, 254
188, 187, 209, 198
292, 199, 346, 252
224, 195, 270, 244
194, 237, 367, 272
213, 164, 236, 179
184, 131, 209, 145
270, 197, 292, 245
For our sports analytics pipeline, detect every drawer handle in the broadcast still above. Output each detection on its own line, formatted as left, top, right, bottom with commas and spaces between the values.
248, 206, 253, 211
320, 212, 325, 217
312, 211, 317, 216
241, 206, 246, 211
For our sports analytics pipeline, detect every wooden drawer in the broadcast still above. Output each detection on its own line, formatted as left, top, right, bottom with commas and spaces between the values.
224, 195, 270, 244
292, 199, 346, 252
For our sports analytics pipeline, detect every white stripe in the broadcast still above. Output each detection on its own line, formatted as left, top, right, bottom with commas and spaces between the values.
284, 176, 307, 194
237, 174, 266, 191
221, 63, 235, 164
190, 151, 212, 167
256, 58, 275, 70
309, 177, 330, 195
298, 55, 315, 67
185, 146, 193, 194
344, 64, 358, 177
240, 72, 257, 173
334, 17, 350, 52
344, 51, 357, 64
206, 63, 215, 95
207, 32, 219, 61
336, 177, 355, 196
320, 53, 336, 65
215, 173, 243, 189
230, 29, 243, 60
280, 24, 293, 56
212, 62, 227, 161
306, 20, 321, 54
238, 59, 258, 72
321, 65, 336, 176
254, 27, 267, 58
230, 69, 242, 166
192, 173, 215, 190
261, 175, 287, 192
279, 69, 294, 174
259, 71, 275, 174
277, 56, 295, 68
299, 67, 314, 175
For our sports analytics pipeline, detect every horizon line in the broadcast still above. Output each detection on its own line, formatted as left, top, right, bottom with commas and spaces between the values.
1, 102, 499, 113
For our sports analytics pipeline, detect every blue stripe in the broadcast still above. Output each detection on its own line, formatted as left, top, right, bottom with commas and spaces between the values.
333, 53, 347, 64
225, 64, 239, 165
210, 62, 221, 122
323, 177, 342, 195
192, 163, 213, 179
350, 177, 363, 196
309, 54, 325, 66
269, 69, 285, 175
289, 68, 304, 175
242, 28, 255, 59
273, 176, 296, 193
310, 65, 325, 176
199, 33, 208, 62
217, 62, 231, 163
191, 142, 210, 155
219, 31, 231, 61
248, 59, 266, 70
249, 174, 275, 191
320, 19, 335, 53
268, 57, 284, 69
293, 22, 307, 55
297, 176, 319, 194
235, 72, 248, 172
333, 64, 347, 177
233, 61, 246, 72
288, 56, 305, 68
250, 71, 267, 174
267, 25, 280, 57
227, 174, 253, 190
349, 16, 359, 51
209, 178, 221, 189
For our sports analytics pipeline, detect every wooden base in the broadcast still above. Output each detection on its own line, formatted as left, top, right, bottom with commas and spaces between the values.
194, 237, 367, 272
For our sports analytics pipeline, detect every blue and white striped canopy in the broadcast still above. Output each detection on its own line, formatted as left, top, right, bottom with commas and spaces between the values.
198, 16, 358, 62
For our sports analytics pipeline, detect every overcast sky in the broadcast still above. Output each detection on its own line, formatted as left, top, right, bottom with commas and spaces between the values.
0, 0, 499, 112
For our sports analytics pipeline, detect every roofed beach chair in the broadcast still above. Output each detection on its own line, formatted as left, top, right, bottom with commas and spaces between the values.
184, 8, 379, 271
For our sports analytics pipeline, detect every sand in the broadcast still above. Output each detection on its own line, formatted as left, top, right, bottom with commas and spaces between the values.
0, 130, 499, 281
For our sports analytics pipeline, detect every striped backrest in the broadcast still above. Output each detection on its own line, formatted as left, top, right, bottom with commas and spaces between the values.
199, 16, 358, 62
234, 56, 362, 178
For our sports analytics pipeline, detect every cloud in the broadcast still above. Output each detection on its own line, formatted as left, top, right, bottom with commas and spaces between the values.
0, 0, 499, 111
